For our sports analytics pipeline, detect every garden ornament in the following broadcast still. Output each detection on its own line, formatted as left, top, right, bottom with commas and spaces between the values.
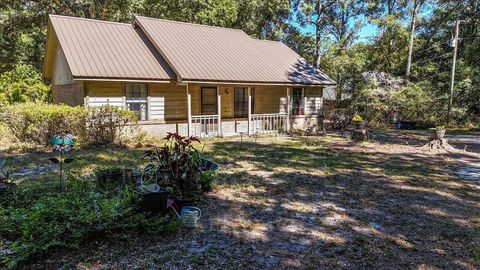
48, 132, 75, 191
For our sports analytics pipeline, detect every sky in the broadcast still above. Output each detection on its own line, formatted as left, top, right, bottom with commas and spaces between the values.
297, 15, 378, 42
293, 2, 436, 44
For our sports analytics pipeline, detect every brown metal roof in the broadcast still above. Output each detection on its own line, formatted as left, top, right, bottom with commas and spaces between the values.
134, 16, 335, 85
47, 15, 335, 85
48, 15, 175, 81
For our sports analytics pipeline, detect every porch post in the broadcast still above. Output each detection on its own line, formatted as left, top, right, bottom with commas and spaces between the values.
147, 96, 151, 120
187, 84, 192, 137
217, 86, 221, 136
286, 87, 291, 132
247, 87, 252, 135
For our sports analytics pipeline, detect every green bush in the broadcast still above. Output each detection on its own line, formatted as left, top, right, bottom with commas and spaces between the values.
84, 105, 138, 145
0, 103, 138, 146
0, 102, 86, 145
94, 165, 124, 188
0, 176, 175, 269
0, 64, 51, 106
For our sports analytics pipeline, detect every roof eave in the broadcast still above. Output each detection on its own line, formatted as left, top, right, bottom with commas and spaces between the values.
72, 76, 176, 83
181, 78, 337, 86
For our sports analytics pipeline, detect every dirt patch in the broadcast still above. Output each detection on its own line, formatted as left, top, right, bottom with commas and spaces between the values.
24, 133, 480, 270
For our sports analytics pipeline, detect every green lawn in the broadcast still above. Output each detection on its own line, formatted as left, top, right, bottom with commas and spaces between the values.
2, 131, 480, 269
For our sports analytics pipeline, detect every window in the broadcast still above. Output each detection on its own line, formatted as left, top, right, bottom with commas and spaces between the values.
292, 88, 304, 115
234, 87, 248, 118
201, 87, 217, 115
234, 88, 254, 118
126, 83, 148, 120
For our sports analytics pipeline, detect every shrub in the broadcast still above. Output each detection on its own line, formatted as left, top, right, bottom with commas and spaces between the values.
0, 103, 138, 146
94, 165, 124, 188
0, 102, 86, 145
0, 176, 175, 269
84, 105, 138, 145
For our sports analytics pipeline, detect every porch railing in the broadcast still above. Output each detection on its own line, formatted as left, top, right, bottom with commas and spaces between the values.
251, 113, 287, 134
191, 115, 220, 137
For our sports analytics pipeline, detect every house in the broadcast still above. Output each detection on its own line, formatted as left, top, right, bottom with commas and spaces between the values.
43, 15, 336, 137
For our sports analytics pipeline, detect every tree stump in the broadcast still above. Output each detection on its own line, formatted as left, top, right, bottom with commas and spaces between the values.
352, 129, 369, 141
423, 135, 455, 151
122, 168, 133, 186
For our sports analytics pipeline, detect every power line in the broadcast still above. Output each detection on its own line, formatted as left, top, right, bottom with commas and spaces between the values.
414, 42, 445, 54
415, 52, 452, 64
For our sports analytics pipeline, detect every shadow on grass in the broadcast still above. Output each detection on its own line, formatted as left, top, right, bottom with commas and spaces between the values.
19, 137, 480, 269
195, 139, 480, 269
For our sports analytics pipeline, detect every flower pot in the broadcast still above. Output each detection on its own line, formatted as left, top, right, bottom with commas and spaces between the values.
200, 157, 219, 172
353, 121, 366, 130
435, 129, 446, 140
139, 186, 169, 216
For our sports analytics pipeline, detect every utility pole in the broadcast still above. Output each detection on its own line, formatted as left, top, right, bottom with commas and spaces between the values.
447, 20, 462, 125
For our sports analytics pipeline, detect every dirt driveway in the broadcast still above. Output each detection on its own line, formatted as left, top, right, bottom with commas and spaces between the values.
28, 131, 480, 270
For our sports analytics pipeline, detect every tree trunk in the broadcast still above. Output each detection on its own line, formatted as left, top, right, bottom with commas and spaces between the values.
315, 1, 323, 69
406, 1, 421, 80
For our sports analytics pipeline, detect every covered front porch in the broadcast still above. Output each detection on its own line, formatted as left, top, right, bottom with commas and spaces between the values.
83, 82, 324, 137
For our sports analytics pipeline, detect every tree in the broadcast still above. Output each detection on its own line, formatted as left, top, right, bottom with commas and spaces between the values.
405, 0, 427, 80
366, 0, 408, 74
0, 64, 50, 106
292, 0, 337, 68
322, 0, 365, 101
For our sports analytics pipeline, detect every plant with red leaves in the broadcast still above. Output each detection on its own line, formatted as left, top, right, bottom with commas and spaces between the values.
142, 132, 202, 200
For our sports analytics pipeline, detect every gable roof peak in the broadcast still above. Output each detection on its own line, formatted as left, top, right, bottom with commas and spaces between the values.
49, 14, 130, 27
133, 15, 245, 33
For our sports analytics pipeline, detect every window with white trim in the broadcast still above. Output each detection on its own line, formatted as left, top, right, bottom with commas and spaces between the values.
126, 83, 148, 120
292, 87, 304, 115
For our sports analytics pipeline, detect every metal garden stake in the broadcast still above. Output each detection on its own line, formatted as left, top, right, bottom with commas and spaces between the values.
48, 132, 75, 191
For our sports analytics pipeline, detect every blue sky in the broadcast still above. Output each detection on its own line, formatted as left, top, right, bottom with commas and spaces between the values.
297, 16, 378, 42
293, 2, 436, 44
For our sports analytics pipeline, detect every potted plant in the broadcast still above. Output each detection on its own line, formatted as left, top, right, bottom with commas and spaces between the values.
429, 125, 446, 140
142, 132, 219, 211
352, 114, 366, 130
142, 133, 203, 207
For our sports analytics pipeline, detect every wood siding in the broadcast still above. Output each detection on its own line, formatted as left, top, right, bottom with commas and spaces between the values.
83, 82, 324, 123
85, 82, 123, 96
305, 87, 323, 115
253, 86, 287, 114
149, 83, 189, 120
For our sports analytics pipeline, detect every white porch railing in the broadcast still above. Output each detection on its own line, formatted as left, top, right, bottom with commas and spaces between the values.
251, 113, 287, 134
191, 115, 220, 137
